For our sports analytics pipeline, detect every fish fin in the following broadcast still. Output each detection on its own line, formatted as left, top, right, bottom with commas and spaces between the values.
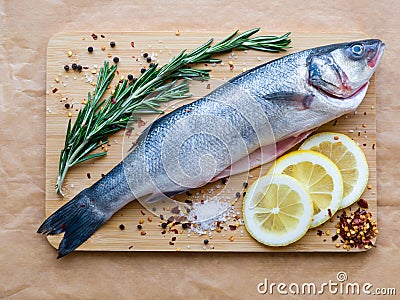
37, 189, 108, 258
262, 92, 315, 110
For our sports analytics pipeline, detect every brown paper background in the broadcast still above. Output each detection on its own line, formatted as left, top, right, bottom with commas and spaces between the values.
1, 0, 399, 299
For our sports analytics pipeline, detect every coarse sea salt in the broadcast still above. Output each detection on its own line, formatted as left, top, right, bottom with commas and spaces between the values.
187, 197, 231, 234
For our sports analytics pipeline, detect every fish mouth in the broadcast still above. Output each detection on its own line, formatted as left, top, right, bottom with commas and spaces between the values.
368, 41, 385, 68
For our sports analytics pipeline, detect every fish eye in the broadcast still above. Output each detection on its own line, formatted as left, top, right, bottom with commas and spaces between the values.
351, 44, 364, 56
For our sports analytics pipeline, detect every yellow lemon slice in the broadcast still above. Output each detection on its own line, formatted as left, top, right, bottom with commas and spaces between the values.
299, 132, 368, 209
243, 174, 313, 246
267, 150, 343, 228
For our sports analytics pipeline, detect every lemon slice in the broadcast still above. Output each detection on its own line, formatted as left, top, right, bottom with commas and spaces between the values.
299, 132, 368, 209
243, 174, 313, 246
267, 150, 343, 228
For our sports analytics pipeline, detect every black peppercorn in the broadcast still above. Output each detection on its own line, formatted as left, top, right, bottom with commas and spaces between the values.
127, 74, 134, 81
203, 239, 209, 245
64, 103, 71, 109
161, 222, 167, 229
110, 41, 116, 47
77, 65, 82, 71
146, 57, 152, 63
113, 56, 119, 63
119, 224, 125, 230
88, 46, 93, 53
71, 63, 77, 70
141, 68, 146, 74
137, 224, 142, 230
143, 52, 148, 58
64, 65, 69, 71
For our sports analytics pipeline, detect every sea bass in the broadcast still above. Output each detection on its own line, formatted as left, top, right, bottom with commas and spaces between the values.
38, 39, 384, 258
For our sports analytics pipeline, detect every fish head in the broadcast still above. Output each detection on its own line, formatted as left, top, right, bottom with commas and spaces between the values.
308, 39, 385, 105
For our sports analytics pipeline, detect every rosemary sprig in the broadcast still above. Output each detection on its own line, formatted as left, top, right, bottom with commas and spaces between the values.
56, 28, 291, 195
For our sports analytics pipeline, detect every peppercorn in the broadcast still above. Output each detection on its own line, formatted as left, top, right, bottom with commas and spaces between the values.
110, 41, 116, 47
143, 52, 148, 58
161, 222, 168, 229
77, 65, 82, 71
146, 57, 152, 63
127, 74, 134, 81
235, 192, 241, 198
119, 224, 125, 230
203, 239, 209, 245
88, 46, 93, 53
113, 57, 119, 63
141, 68, 146, 74
64, 64, 69, 71
64, 103, 71, 109
137, 224, 142, 230
71, 63, 77, 70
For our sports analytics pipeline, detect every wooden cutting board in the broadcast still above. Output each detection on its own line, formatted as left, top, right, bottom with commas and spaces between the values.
45, 31, 377, 252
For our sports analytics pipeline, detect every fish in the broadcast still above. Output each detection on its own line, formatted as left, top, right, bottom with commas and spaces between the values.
38, 39, 385, 258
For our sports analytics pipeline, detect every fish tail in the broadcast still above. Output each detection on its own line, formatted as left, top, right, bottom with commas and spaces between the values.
37, 189, 108, 258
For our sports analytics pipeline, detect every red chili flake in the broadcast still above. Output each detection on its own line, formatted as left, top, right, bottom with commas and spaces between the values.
332, 234, 339, 241
206, 83, 211, 89
184, 199, 193, 204
167, 216, 175, 223
229, 65, 234, 71
91, 33, 98, 40
52, 87, 58, 93
161, 230, 166, 235
172, 236, 177, 241
357, 199, 369, 209
125, 128, 133, 136
317, 230, 323, 236
131, 41, 135, 48
83, 66, 89, 69
171, 228, 179, 234
140, 210, 146, 216
61, 223, 66, 230
229, 225, 237, 231
80, 204, 85, 208
111, 97, 116, 104
137, 118, 146, 128
140, 230, 147, 236
86, 172, 91, 179
171, 206, 180, 214
328, 208, 332, 218
186, 109, 191, 113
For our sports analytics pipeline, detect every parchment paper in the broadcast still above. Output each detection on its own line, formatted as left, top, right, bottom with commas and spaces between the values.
0, 0, 399, 299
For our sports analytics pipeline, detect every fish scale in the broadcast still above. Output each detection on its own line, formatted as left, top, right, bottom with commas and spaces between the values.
38, 39, 384, 258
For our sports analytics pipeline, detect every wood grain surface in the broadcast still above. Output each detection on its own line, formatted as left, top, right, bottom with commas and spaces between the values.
45, 31, 376, 252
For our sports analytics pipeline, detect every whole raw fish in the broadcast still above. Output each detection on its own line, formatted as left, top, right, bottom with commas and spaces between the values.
38, 39, 384, 258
